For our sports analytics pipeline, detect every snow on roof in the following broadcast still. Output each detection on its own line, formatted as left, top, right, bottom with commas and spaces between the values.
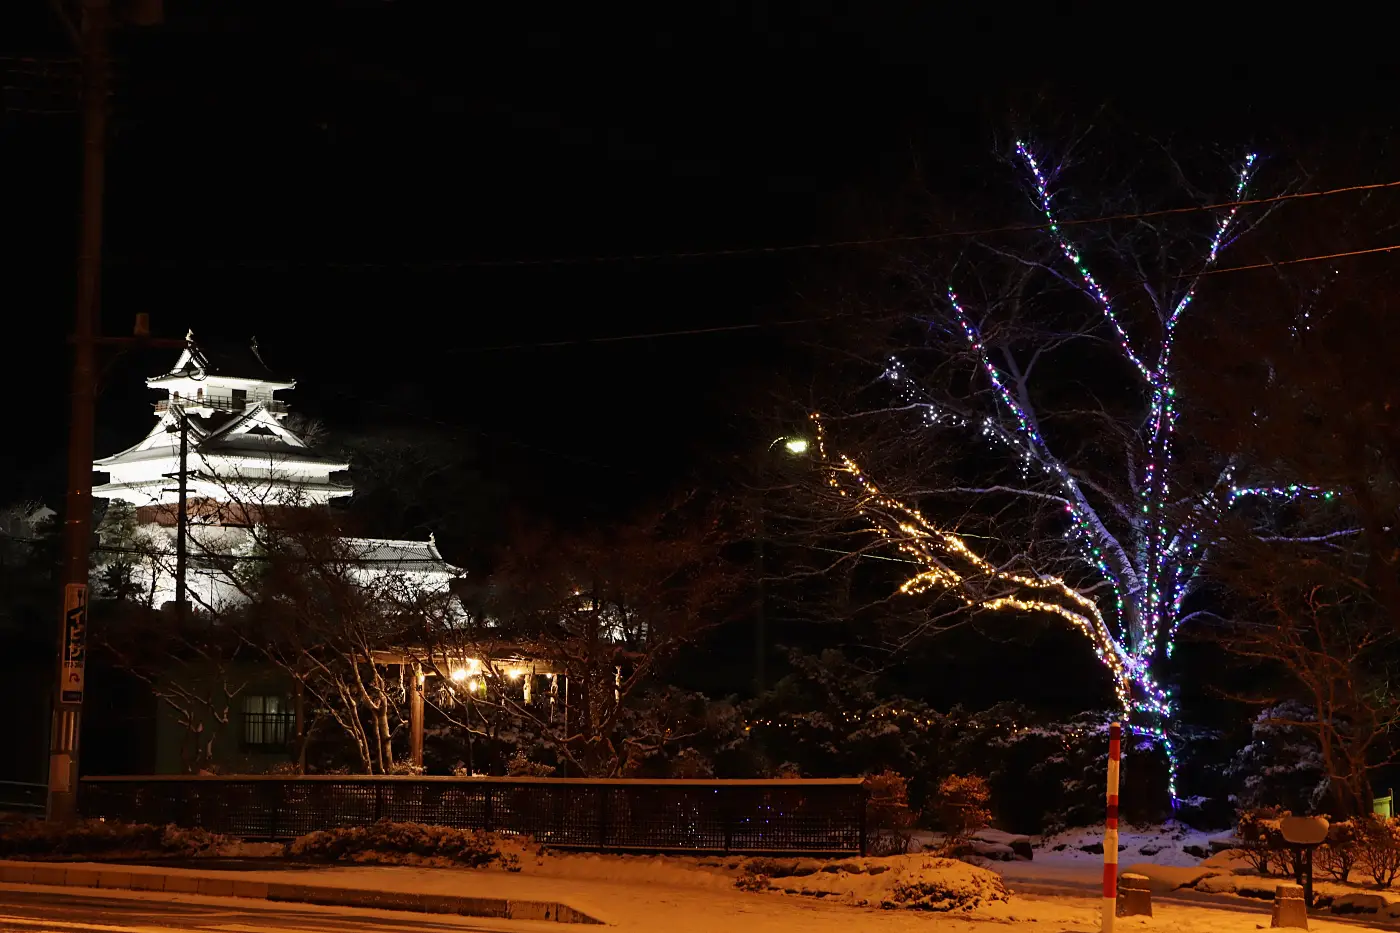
342, 536, 453, 565
157, 333, 289, 383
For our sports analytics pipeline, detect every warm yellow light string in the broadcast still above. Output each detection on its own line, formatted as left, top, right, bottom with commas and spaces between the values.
811, 413, 1132, 711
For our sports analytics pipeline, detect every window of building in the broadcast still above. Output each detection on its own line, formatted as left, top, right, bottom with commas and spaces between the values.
231, 388, 247, 410
241, 694, 294, 750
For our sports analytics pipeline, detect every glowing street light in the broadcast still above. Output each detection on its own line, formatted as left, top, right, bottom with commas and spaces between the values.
450, 668, 469, 683
768, 435, 810, 457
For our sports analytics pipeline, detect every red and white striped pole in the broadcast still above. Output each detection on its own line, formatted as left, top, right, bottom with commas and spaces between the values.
1102, 721, 1122, 932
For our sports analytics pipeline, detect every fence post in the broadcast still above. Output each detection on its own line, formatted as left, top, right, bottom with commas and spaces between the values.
267, 780, 282, 840
484, 785, 494, 832
374, 781, 384, 822
722, 789, 733, 855
598, 787, 610, 850
858, 782, 869, 857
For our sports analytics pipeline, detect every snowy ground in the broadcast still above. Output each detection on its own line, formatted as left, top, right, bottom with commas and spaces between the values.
11, 822, 1400, 930
3, 860, 1374, 933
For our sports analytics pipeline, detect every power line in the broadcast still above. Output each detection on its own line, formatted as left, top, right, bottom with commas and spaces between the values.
447, 314, 841, 353
108, 176, 1400, 270
1194, 242, 1400, 278
442, 236, 1400, 353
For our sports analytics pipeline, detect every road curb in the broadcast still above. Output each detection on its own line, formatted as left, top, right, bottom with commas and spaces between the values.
0, 861, 602, 924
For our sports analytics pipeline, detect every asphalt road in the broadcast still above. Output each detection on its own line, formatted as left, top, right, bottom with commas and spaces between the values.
0, 886, 522, 933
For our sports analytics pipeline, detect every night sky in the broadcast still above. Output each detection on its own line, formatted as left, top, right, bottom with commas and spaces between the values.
4, 6, 1395, 519
4, 4, 1400, 750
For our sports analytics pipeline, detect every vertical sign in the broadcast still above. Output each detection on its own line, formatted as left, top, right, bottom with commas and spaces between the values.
61, 583, 88, 704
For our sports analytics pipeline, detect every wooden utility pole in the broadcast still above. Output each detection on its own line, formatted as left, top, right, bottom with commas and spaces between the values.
174, 410, 189, 614
48, 0, 112, 824
47, 0, 167, 822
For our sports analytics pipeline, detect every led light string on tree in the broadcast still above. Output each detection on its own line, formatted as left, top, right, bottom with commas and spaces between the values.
1136, 152, 1257, 655
854, 145, 1275, 803
812, 413, 1140, 715
943, 290, 1139, 627
1016, 142, 1150, 379
1016, 143, 1259, 662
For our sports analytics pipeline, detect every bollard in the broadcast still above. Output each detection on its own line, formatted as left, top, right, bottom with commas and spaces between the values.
1115, 873, 1151, 917
1271, 883, 1308, 930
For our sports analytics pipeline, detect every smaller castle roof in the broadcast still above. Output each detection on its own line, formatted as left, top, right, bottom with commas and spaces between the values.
152, 333, 292, 386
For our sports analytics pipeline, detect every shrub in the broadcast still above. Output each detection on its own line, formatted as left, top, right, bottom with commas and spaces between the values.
506, 753, 555, 778
1235, 808, 1285, 876
668, 747, 714, 779
864, 771, 917, 856
0, 819, 223, 859
934, 775, 991, 849
1355, 815, 1400, 888
286, 820, 518, 870
880, 860, 1011, 912
1317, 819, 1359, 883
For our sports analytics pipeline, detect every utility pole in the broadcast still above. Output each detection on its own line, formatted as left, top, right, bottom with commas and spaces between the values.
48, 0, 112, 824
47, 0, 166, 822
754, 501, 766, 695
165, 408, 189, 616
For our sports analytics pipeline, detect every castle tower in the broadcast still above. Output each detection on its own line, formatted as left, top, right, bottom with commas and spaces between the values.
94, 332, 352, 522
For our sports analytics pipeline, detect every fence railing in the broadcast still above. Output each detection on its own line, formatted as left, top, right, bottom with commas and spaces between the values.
81, 775, 867, 855
155, 398, 287, 414
0, 780, 45, 816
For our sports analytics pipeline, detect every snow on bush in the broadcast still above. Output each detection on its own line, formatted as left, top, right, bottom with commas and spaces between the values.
1226, 703, 1329, 814
0, 819, 223, 859
735, 854, 1010, 912
1318, 819, 1360, 883
1356, 814, 1400, 888
864, 770, 916, 856
933, 774, 991, 850
286, 820, 521, 870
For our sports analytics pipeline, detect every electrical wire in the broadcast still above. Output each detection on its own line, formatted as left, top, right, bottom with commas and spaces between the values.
108, 176, 1400, 270
441, 237, 1400, 353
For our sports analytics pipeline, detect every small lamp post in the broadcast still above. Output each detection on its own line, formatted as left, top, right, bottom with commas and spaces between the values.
753, 435, 810, 693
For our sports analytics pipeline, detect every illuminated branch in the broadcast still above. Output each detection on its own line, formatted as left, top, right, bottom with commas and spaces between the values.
1015, 142, 1150, 379
812, 413, 1138, 712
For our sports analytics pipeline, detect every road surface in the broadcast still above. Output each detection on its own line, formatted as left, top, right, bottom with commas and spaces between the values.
0, 885, 523, 933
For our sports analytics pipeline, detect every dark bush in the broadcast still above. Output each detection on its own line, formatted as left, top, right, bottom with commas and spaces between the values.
286, 820, 519, 870
1235, 808, 1285, 875
0, 819, 223, 859
1356, 814, 1400, 888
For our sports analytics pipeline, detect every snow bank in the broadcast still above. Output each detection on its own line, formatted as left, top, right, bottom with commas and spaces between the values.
737, 854, 1011, 911
1036, 823, 1218, 867
1117, 861, 1222, 894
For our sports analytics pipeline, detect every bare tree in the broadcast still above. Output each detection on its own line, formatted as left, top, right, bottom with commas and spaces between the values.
96, 603, 249, 773
108, 453, 461, 774
416, 497, 744, 777
799, 135, 1344, 796
1190, 208, 1400, 815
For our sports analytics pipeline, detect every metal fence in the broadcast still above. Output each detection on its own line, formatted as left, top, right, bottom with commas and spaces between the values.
80, 775, 867, 855
0, 781, 45, 816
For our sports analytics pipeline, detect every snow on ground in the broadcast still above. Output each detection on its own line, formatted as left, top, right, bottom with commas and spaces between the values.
7, 861, 1371, 933
1035, 823, 1218, 867
992, 823, 1217, 892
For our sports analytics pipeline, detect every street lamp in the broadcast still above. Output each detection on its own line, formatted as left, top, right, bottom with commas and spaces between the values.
768, 435, 810, 457
753, 434, 811, 694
